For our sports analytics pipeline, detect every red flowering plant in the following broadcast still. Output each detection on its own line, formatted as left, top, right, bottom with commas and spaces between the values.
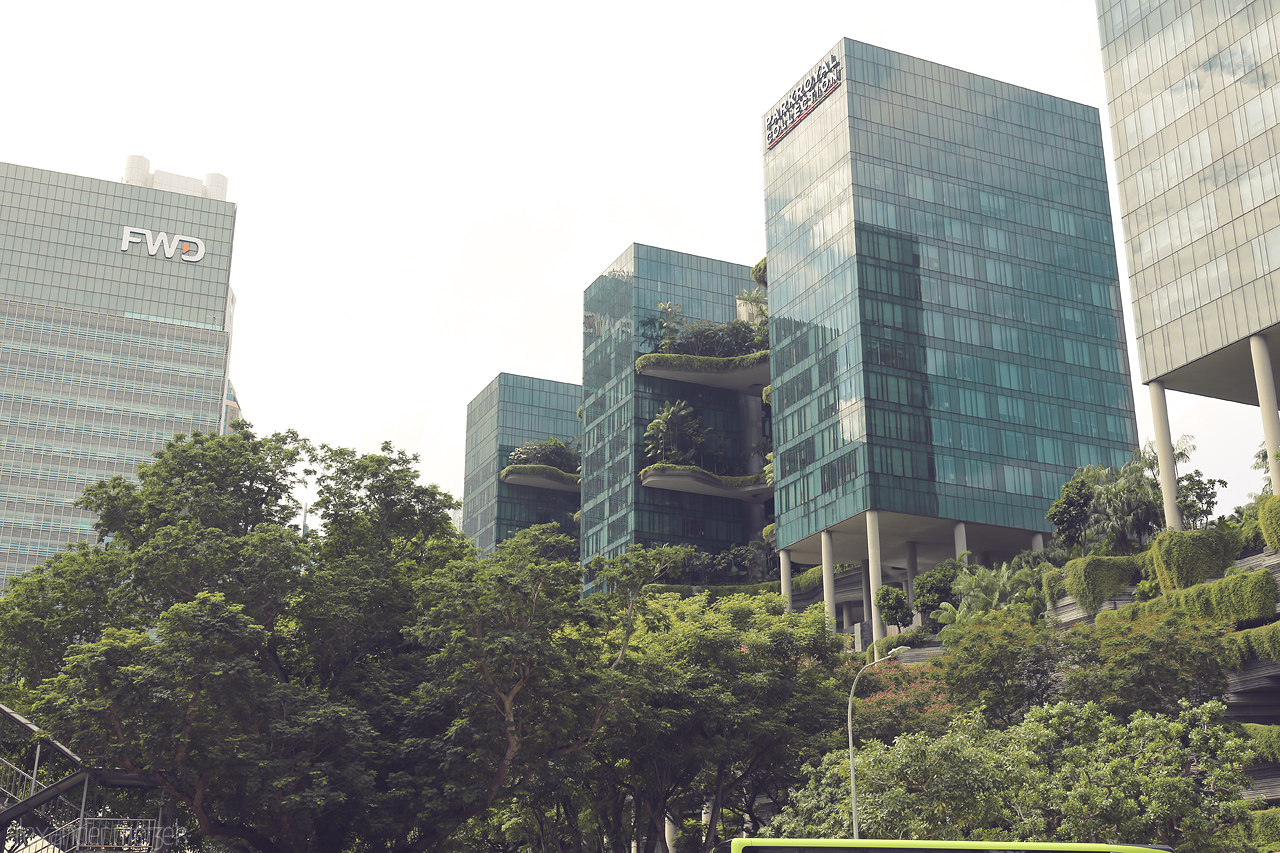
846, 660, 957, 746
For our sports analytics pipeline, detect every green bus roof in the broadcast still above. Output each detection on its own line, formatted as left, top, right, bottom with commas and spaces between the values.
730, 841, 1169, 853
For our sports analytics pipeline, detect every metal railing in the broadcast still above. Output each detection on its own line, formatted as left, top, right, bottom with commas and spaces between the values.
10, 818, 163, 853
0, 755, 37, 801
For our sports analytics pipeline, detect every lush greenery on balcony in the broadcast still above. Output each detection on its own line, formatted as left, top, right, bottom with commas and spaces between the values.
634, 349, 769, 375
499, 464, 581, 487
638, 462, 767, 490
498, 437, 582, 490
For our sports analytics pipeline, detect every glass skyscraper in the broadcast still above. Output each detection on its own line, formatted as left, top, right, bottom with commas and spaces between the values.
580, 244, 761, 563
462, 373, 582, 553
0, 158, 235, 581
1097, 0, 1280, 518
764, 40, 1136, 635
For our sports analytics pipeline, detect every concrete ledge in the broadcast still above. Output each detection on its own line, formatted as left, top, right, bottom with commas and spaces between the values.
639, 464, 771, 503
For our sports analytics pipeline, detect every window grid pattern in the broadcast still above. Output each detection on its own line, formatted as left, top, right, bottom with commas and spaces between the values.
461, 373, 582, 554
1099, 0, 1280, 381
580, 244, 756, 564
0, 162, 234, 580
764, 39, 1136, 550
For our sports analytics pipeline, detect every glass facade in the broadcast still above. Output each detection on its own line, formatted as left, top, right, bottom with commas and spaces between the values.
0, 161, 235, 581
462, 373, 582, 553
1099, 0, 1280, 396
581, 244, 757, 562
765, 40, 1137, 552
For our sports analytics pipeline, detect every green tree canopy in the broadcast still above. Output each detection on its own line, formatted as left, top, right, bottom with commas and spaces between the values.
770, 701, 1254, 851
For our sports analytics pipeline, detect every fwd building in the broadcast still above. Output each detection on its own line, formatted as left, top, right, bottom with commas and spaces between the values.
1097, 0, 1280, 521
0, 156, 236, 581
765, 40, 1138, 641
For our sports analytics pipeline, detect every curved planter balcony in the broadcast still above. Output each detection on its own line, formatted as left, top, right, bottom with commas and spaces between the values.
634, 351, 770, 392
639, 464, 772, 503
499, 464, 581, 493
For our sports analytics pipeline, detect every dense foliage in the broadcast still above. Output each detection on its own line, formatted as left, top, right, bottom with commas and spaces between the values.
2, 422, 1274, 853
506, 436, 580, 473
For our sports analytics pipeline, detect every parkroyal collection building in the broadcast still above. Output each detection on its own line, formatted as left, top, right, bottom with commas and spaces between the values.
461, 39, 1140, 642
762, 40, 1136, 642
0, 157, 237, 582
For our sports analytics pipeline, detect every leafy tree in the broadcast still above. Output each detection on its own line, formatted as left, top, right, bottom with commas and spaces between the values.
471, 591, 848, 853
770, 701, 1255, 851
847, 661, 954, 746
874, 586, 913, 631
750, 257, 767, 288
1177, 468, 1228, 528
911, 558, 963, 630
940, 562, 1048, 624
932, 610, 1065, 727
9, 426, 700, 853
619, 592, 845, 850
1088, 458, 1164, 555
403, 531, 686, 851
643, 401, 705, 466
507, 436, 580, 473
1063, 611, 1236, 718
1046, 475, 1093, 548
16, 426, 455, 853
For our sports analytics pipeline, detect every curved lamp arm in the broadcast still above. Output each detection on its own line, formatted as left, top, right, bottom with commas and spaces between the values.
847, 645, 906, 839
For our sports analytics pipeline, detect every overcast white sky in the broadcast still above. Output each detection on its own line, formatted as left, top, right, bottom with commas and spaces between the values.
2, 0, 1270, 517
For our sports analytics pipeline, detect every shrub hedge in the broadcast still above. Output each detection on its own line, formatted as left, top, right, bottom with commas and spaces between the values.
1260, 494, 1280, 553
1042, 566, 1067, 604
1224, 620, 1280, 665
1223, 807, 1280, 852
499, 464, 581, 487
793, 565, 824, 592
1062, 554, 1144, 615
635, 350, 770, 375
1245, 723, 1280, 763
1151, 527, 1236, 593
1096, 569, 1276, 627
864, 626, 933, 664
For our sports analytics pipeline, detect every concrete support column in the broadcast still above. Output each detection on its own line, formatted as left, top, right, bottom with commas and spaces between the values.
779, 548, 793, 612
842, 600, 857, 633
867, 510, 886, 653
906, 540, 922, 628
1251, 334, 1280, 493
1149, 380, 1183, 531
953, 521, 968, 563
665, 818, 677, 853
821, 529, 836, 628
860, 559, 872, 640
1032, 532, 1044, 552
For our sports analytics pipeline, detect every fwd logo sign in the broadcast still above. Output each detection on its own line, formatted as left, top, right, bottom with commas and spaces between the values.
120, 227, 206, 262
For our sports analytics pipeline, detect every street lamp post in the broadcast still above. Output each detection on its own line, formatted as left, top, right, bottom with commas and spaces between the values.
847, 645, 906, 839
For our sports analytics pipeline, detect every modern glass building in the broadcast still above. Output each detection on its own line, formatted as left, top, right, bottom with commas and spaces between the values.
580, 244, 766, 564
462, 373, 582, 552
1097, 0, 1280, 519
765, 40, 1137, 637
0, 157, 236, 581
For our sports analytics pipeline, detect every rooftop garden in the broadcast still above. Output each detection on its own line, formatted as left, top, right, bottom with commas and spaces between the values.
498, 437, 581, 488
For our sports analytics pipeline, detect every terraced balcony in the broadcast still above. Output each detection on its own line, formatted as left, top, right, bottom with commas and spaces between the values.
499, 463, 581, 493
634, 350, 769, 393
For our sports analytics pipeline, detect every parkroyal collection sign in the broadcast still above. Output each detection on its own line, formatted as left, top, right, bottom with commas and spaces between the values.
119, 227, 205, 262
765, 53, 843, 150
